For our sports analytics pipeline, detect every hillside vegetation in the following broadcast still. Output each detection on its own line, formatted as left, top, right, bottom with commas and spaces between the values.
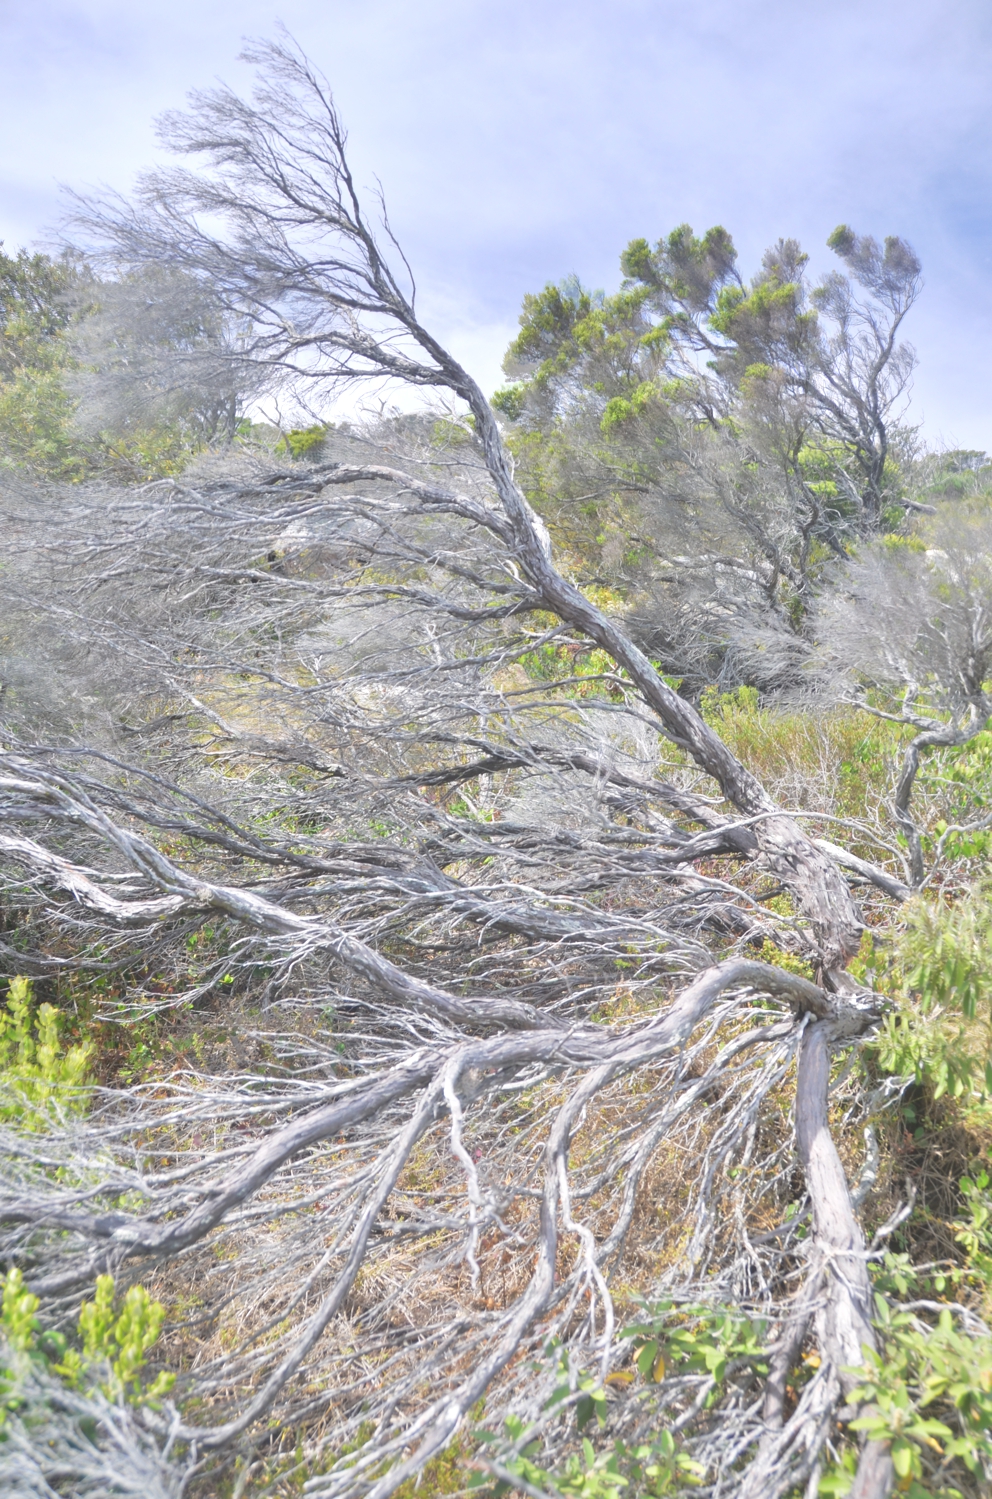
1, 36, 991, 1499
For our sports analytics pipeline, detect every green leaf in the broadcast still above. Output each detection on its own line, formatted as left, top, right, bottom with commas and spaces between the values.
891, 1440, 914, 1479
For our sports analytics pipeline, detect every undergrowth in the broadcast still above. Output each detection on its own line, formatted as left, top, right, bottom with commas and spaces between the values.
4, 691, 992, 1497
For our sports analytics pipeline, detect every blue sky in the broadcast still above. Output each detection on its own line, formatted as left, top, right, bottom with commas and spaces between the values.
3, 0, 992, 446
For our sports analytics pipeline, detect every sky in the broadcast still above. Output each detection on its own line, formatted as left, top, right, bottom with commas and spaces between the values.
2, 0, 992, 446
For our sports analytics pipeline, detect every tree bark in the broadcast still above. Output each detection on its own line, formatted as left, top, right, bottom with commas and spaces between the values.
452, 376, 865, 970
797, 1021, 893, 1499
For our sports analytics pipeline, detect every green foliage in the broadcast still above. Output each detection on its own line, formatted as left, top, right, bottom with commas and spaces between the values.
514, 639, 625, 698
275, 423, 332, 460
880, 531, 928, 554
620, 1297, 769, 1397
0, 1267, 175, 1411
0, 251, 64, 336
845, 1303, 992, 1490
755, 937, 815, 982
0, 245, 91, 478
952, 1171, 992, 1283
872, 1007, 985, 1104
821, 1180, 992, 1494
708, 260, 815, 372
684, 693, 910, 829
0, 1269, 40, 1357
472, 1325, 725, 1499
0, 245, 230, 480
620, 224, 738, 320
0, 245, 81, 381
600, 380, 657, 434
862, 895, 992, 1108
504, 276, 609, 382
492, 385, 527, 421
0, 359, 88, 479
500, 221, 921, 660
474, 1419, 704, 1499
930, 731, 992, 860
476, 1305, 765, 1497
699, 683, 760, 724
0, 976, 93, 1127
544, 1347, 611, 1432
474, 1419, 624, 1499
92, 422, 209, 482
73, 1276, 174, 1402
898, 892, 992, 1022
502, 275, 665, 427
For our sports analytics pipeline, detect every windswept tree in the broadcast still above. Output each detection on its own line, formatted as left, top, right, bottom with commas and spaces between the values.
1, 34, 989, 1499
64, 38, 866, 967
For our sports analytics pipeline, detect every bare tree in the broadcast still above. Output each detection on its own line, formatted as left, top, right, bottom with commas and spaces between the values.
66, 37, 870, 966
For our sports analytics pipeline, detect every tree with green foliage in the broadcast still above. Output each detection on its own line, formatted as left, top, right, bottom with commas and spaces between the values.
494, 225, 922, 688
0, 244, 91, 478
501, 223, 920, 536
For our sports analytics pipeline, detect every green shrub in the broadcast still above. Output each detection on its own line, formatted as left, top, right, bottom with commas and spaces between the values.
872, 1008, 987, 1104
820, 1173, 992, 1495
275, 423, 330, 459
953, 1170, 992, 1286
845, 1304, 992, 1492
898, 893, 992, 1022
620, 1297, 769, 1397
473, 1418, 705, 1499
473, 1304, 768, 1499
863, 893, 992, 1106
0, 1267, 174, 1412
0, 976, 93, 1127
